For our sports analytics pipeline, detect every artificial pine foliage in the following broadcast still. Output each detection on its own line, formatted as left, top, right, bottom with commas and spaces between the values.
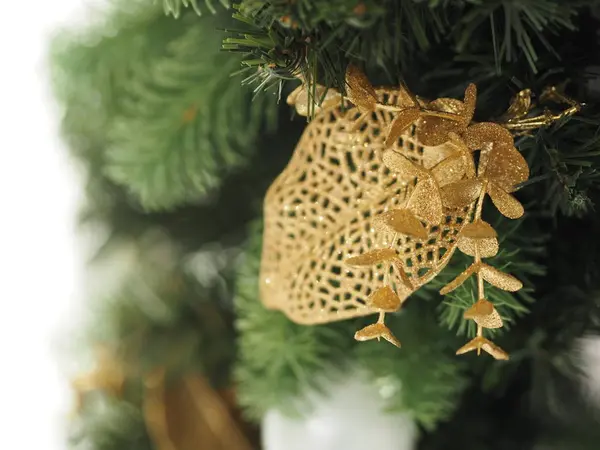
53, 0, 600, 449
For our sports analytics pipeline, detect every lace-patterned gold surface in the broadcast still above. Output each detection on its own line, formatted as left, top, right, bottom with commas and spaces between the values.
260, 89, 472, 324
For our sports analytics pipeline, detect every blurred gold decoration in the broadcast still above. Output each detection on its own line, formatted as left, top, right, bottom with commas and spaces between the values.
143, 370, 252, 450
182, 104, 198, 123
72, 346, 125, 412
73, 353, 252, 450
269, 65, 580, 358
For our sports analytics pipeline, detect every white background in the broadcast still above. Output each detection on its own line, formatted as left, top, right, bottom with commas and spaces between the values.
0, 1, 87, 449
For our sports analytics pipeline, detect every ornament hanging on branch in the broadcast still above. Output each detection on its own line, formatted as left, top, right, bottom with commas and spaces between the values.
260, 65, 581, 360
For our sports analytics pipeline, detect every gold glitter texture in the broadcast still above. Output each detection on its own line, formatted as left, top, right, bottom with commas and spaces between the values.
487, 179, 525, 219
368, 286, 402, 312
354, 323, 401, 348
346, 248, 398, 266
373, 209, 428, 239
407, 178, 443, 224
441, 179, 483, 208
418, 84, 477, 146
385, 108, 422, 147
464, 122, 514, 151
261, 67, 580, 357
480, 264, 523, 291
455, 336, 509, 360
345, 64, 378, 112
464, 299, 503, 329
381, 149, 424, 177
440, 262, 478, 295
260, 85, 469, 327
457, 220, 499, 258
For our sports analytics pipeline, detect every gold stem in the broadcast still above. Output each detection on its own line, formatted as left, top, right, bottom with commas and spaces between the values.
377, 311, 385, 324
390, 232, 398, 249
421, 109, 463, 121
474, 180, 487, 220
376, 104, 404, 112
503, 105, 581, 131
375, 103, 462, 122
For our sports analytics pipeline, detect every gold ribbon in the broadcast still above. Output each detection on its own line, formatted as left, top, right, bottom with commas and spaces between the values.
73, 349, 252, 450
143, 369, 253, 450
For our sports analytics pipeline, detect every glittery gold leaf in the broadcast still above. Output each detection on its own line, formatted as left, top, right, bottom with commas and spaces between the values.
458, 235, 499, 258
393, 261, 415, 291
418, 100, 462, 147
407, 178, 443, 225
368, 286, 401, 312
440, 179, 483, 208
487, 182, 525, 219
477, 308, 503, 329
431, 154, 467, 187
439, 262, 480, 295
463, 122, 514, 151
354, 323, 401, 348
384, 108, 421, 148
481, 339, 509, 360
461, 84, 478, 127
456, 336, 509, 360
455, 336, 484, 355
345, 65, 377, 113
461, 220, 497, 238
464, 299, 503, 329
287, 83, 342, 117
345, 248, 398, 267
464, 298, 494, 316
382, 149, 422, 178
479, 264, 523, 291
447, 132, 476, 178
373, 209, 428, 239
485, 145, 529, 192
457, 220, 499, 257
418, 84, 477, 147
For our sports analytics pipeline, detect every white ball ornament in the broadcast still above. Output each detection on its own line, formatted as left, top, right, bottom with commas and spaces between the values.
262, 373, 418, 450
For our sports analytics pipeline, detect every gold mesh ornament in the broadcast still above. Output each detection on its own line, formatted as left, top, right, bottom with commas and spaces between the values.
260, 66, 581, 359
260, 87, 470, 325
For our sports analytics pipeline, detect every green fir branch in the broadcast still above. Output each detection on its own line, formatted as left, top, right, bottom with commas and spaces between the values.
162, 0, 231, 17
520, 114, 600, 217
355, 303, 469, 430
415, 211, 547, 338
70, 396, 151, 450
234, 221, 356, 419
53, 3, 278, 211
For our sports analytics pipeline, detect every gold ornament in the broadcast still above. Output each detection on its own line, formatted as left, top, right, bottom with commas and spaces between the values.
143, 370, 252, 450
71, 346, 125, 412
263, 65, 581, 359
73, 352, 251, 450
263, 83, 469, 327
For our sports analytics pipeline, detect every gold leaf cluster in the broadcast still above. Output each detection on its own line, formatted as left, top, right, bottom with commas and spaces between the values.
340, 65, 530, 359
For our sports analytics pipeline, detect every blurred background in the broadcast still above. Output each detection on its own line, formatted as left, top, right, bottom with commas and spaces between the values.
0, 1, 87, 448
